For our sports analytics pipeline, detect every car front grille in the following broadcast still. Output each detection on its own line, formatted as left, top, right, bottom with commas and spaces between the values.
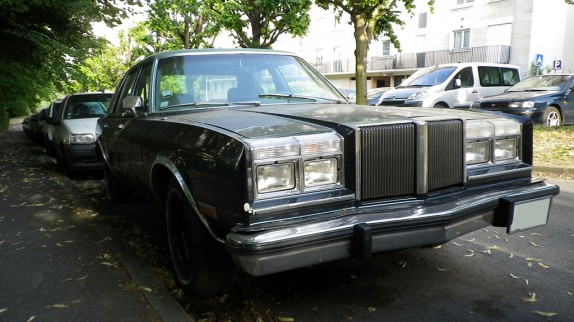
358, 120, 464, 201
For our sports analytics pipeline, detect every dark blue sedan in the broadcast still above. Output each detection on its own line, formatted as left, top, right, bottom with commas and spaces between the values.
472, 74, 574, 126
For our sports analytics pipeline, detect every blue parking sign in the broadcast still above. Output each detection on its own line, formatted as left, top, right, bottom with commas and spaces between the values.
553, 60, 562, 70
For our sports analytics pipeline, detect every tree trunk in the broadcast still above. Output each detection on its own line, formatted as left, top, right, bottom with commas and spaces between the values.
352, 12, 369, 105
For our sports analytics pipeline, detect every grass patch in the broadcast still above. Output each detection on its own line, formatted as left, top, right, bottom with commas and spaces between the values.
533, 125, 574, 165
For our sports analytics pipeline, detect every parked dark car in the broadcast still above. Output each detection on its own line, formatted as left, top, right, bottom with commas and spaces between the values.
97, 49, 559, 298
472, 74, 574, 126
46, 93, 112, 175
367, 87, 391, 105
43, 99, 62, 157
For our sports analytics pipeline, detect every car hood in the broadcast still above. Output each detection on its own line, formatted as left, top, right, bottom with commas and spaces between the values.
62, 118, 99, 134
170, 104, 505, 139
480, 91, 555, 101
381, 87, 428, 100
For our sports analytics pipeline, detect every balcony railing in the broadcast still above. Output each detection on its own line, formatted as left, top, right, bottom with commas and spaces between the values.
312, 45, 511, 74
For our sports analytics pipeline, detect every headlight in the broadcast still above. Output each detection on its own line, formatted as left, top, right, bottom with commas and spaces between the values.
466, 141, 490, 165
408, 91, 427, 101
509, 101, 535, 108
248, 133, 343, 198
466, 119, 521, 165
304, 158, 337, 187
495, 138, 517, 161
69, 133, 95, 144
256, 163, 295, 193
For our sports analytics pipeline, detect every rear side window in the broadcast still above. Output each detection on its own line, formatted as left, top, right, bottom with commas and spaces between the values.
501, 68, 520, 86
478, 66, 520, 87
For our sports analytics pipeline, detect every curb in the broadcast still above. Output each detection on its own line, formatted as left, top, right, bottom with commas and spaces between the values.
94, 220, 195, 322
533, 165, 574, 178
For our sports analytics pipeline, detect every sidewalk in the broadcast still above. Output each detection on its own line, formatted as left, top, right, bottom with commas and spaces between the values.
0, 120, 192, 321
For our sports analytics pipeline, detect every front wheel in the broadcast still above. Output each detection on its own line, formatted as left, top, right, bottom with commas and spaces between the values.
543, 106, 561, 127
165, 179, 232, 298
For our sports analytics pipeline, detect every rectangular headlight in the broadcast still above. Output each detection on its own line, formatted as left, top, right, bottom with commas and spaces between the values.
304, 158, 338, 187
466, 141, 490, 165
495, 138, 517, 162
256, 163, 295, 193
69, 134, 95, 144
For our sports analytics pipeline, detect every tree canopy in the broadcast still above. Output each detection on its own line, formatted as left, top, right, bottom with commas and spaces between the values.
0, 0, 142, 117
209, 0, 312, 48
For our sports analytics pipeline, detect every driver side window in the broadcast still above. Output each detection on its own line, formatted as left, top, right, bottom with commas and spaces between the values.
455, 67, 474, 87
134, 64, 152, 112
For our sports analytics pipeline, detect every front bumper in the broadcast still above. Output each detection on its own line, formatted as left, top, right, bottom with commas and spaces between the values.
227, 180, 559, 276
62, 143, 103, 172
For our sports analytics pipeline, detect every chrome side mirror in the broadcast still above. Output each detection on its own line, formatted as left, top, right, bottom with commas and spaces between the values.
122, 96, 144, 117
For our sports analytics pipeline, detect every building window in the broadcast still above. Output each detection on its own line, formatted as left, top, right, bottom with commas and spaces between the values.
315, 49, 323, 64
453, 29, 470, 49
457, 0, 474, 4
382, 40, 391, 56
333, 47, 342, 72
419, 13, 427, 28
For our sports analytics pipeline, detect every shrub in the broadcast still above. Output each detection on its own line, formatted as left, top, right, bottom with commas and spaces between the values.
0, 110, 9, 133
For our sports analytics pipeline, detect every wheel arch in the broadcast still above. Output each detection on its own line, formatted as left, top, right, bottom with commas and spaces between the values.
151, 156, 226, 244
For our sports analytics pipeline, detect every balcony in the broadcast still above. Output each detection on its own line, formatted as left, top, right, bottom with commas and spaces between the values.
312, 45, 511, 74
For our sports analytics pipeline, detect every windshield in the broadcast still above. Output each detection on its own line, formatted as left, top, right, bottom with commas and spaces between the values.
65, 94, 111, 119
400, 66, 457, 87
508, 75, 572, 92
155, 53, 346, 110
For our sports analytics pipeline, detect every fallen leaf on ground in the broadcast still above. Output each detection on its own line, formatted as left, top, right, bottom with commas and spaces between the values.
52, 304, 68, 308
465, 250, 475, 257
531, 311, 557, 317
526, 258, 542, 262
277, 317, 295, 322
509, 273, 522, 279
538, 262, 550, 269
0, 308, 7, 314
530, 233, 542, 236
521, 293, 537, 303
437, 268, 448, 271
530, 242, 541, 247
367, 307, 376, 312
453, 241, 462, 246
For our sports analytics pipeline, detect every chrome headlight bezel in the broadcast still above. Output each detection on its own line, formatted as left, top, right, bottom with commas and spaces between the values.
248, 133, 343, 199
465, 119, 522, 167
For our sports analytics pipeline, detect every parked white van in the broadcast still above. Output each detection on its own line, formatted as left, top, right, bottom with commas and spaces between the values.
378, 63, 521, 108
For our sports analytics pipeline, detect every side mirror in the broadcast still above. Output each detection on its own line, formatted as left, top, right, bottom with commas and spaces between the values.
122, 96, 144, 117
453, 78, 462, 89
46, 116, 59, 126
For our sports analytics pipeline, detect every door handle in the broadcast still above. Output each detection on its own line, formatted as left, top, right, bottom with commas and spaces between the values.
472, 90, 478, 94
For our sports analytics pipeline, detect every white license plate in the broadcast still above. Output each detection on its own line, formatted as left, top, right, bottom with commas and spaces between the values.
508, 198, 551, 234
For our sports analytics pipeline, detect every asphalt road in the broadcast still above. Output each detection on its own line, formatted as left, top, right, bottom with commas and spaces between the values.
2, 119, 573, 321
0, 121, 190, 322
256, 176, 574, 321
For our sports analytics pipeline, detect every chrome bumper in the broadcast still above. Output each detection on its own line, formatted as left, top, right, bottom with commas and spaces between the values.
227, 180, 559, 276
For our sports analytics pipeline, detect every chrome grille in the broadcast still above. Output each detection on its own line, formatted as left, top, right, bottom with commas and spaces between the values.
358, 120, 464, 201
427, 120, 464, 191
359, 123, 416, 200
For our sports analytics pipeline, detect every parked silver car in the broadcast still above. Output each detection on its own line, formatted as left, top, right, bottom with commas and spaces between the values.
46, 93, 112, 175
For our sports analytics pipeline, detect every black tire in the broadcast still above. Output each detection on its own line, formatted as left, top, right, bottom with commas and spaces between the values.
434, 103, 448, 108
543, 106, 561, 127
165, 179, 232, 298
104, 163, 132, 204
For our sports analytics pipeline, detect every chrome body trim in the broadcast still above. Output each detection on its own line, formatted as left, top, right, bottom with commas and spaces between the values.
227, 180, 559, 276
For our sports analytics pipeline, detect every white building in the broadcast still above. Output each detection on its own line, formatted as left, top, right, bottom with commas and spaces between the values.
274, 0, 574, 90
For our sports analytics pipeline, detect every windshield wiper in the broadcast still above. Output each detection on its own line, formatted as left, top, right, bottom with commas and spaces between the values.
162, 102, 229, 109
259, 93, 345, 104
